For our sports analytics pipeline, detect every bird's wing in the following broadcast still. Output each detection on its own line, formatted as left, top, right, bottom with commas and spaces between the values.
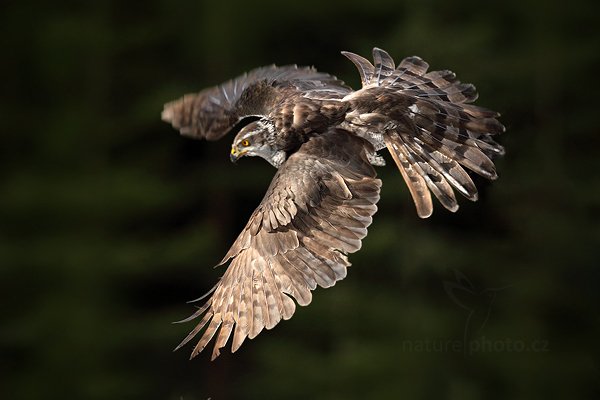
162, 65, 350, 141
175, 129, 381, 360
343, 48, 505, 218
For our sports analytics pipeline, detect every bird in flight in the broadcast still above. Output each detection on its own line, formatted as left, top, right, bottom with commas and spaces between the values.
162, 47, 505, 360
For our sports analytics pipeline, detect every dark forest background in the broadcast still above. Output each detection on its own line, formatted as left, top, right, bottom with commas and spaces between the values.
2, 0, 599, 399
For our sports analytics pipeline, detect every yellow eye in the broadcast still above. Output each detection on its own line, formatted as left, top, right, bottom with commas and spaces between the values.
241, 139, 250, 147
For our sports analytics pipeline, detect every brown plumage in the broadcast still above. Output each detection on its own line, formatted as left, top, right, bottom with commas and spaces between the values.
174, 130, 380, 360
339, 49, 504, 217
161, 65, 350, 149
162, 47, 505, 359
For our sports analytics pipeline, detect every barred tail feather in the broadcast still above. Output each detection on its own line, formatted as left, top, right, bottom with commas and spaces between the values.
341, 51, 374, 87
404, 148, 458, 212
386, 131, 467, 215
402, 137, 479, 201
372, 48, 396, 85
343, 48, 505, 216
384, 132, 433, 218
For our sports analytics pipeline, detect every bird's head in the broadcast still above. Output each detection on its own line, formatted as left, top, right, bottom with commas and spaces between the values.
230, 120, 286, 168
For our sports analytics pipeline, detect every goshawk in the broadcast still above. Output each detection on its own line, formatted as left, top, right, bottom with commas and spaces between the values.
162, 48, 504, 360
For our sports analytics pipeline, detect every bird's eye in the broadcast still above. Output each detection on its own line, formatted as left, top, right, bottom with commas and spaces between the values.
241, 139, 250, 147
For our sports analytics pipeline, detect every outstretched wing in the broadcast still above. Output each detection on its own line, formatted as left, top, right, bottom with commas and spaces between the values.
343, 48, 504, 218
175, 129, 381, 360
162, 65, 350, 141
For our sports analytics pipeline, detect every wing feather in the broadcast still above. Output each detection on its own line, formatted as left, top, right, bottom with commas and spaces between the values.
163, 65, 351, 140
176, 129, 381, 359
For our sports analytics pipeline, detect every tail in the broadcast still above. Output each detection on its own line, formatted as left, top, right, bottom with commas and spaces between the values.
342, 48, 505, 217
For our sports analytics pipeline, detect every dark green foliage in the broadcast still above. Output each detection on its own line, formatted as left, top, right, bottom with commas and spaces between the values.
1, 0, 599, 399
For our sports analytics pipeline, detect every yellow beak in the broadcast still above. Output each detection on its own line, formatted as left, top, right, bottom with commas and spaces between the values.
230, 146, 246, 163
